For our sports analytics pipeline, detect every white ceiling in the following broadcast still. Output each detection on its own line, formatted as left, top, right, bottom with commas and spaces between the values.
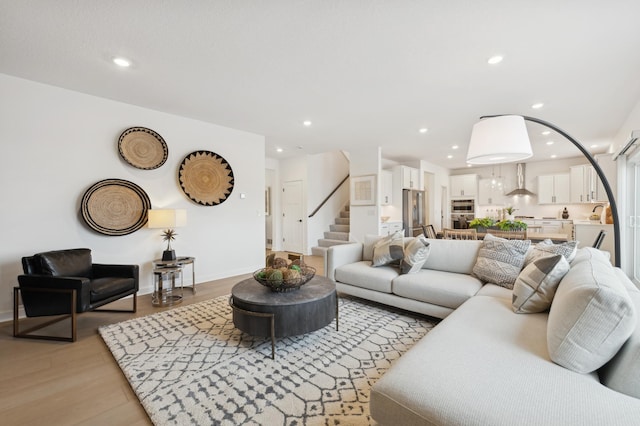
2, 1, 640, 169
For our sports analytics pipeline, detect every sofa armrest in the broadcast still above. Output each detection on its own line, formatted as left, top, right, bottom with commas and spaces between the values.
93, 263, 139, 282
17, 275, 91, 314
326, 243, 364, 281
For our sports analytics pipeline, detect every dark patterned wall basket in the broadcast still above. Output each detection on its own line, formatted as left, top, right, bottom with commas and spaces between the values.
118, 127, 168, 170
178, 150, 234, 206
81, 179, 151, 236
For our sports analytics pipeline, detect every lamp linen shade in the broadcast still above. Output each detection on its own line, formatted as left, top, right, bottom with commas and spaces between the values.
147, 209, 187, 229
467, 115, 533, 164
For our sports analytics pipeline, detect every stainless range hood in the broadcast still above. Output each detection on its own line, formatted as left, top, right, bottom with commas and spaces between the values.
506, 163, 536, 197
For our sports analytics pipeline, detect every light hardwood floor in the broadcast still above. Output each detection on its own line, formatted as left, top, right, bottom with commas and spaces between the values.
0, 253, 324, 425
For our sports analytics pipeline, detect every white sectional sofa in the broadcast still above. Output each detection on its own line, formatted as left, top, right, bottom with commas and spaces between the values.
326, 236, 640, 425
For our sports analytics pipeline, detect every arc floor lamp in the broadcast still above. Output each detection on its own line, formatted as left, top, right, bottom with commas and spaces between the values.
467, 114, 620, 267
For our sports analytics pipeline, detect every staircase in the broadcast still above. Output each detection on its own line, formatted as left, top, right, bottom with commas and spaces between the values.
311, 205, 351, 256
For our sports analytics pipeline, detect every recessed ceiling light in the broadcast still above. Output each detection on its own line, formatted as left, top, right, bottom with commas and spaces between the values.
531, 102, 544, 109
303, 120, 312, 127
447, 155, 453, 159
551, 154, 557, 158
541, 130, 551, 136
113, 57, 131, 67
467, 164, 472, 167
487, 55, 503, 65
452, 145, 459, 150
546, 141, 554, 145
419, 128, 428, 134
590, 144, 598, 148
276, 148, 283, 153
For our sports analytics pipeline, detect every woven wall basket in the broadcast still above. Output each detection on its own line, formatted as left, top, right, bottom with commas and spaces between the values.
178, 150, 234, 206
81, 179, 151, 236
118, 127, 168, 170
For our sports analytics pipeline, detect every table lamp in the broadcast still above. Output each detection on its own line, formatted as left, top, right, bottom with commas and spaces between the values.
147, 209, 187, 261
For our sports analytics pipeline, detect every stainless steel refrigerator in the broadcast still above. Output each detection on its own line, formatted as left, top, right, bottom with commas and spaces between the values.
402, 189, 425, 237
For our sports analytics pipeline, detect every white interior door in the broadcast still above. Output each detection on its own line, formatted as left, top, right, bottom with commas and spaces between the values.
282, 180, 303, 253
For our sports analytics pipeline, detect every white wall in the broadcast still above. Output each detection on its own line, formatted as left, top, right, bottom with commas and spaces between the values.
306, 151, 350, 253
0, 74, 265, 319
349, 147, 381, 242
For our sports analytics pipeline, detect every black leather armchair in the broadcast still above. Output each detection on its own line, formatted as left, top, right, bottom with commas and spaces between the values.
15, 248, 139, 341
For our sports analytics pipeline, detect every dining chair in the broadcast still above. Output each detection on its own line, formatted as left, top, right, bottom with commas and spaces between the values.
422, 224, 437, 239
443, 228, 478, 240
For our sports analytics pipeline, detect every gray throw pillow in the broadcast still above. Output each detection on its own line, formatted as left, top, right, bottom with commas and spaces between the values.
547, 258, 636, 373
400, 237, 431, 274
524, 239, 578, 266
472, 233, 530, 289
512, 254, 570, 313
372, 230, 404, 267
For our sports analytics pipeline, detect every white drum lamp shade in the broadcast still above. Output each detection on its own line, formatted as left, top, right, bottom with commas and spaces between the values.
147, 209, 187, 261
147, 209, 187, 229
467, 115, 533, 164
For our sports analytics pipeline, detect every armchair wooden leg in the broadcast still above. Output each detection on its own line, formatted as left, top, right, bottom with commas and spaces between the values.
13, 287, 77, 342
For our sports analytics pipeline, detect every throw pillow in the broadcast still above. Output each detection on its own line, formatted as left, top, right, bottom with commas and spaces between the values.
512, 254, 570, 313
524, 239, 578, 266
400, 237, 431, 274
372, 230, 404, 267
472, 233, 530, 289
547, 258, 637, 374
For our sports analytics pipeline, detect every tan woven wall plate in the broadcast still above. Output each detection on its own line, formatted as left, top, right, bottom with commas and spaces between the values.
118, 127, 168, 170
178, 150, 234, 206
81, 179, 152, 235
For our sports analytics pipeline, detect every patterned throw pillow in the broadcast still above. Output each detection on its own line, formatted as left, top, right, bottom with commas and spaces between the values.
512, 254, 570, 313
524, 239, 578, 266
472, 233, 531, 289
372, 230, 404, 267
400, 237, 431, 274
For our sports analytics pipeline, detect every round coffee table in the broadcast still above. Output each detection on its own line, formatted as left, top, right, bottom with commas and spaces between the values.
229, 275, 338, 359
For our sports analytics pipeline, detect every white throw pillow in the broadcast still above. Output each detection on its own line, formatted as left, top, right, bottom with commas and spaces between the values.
372, 230, 404, 267
472, 233, 530, 289
547, 259, 636, 373
512, 254, 570, 314
524, 239, 578, 266
400, 237, 431, 274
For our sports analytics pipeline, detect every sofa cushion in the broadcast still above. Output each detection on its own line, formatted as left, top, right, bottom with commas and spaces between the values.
472, 233, 530, 289
363, 234, 384, 261
524, 239, 578, 266
598, 269, 640, 398
371, 295, 640, 426
334, 261, 396, 293
421, 238, 483, 274
475, 283, 512, 300
571, 246, 611, 266
547, 257, 636, 373
392, 269, 482, 309
372, 231, 404, 267
90, 277, 136, 303
400, 237, 430, 274
512, 254, 570, 314
36, 248, 93, 277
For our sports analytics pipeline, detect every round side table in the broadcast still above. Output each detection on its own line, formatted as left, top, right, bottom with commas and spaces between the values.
152, 266, 183, 307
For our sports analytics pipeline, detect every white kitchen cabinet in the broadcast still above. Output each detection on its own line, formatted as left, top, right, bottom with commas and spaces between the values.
450, 174, 477, 198
380, 221, 403, 236
570, 164, 602, 203
537, 174, 570, 204
478, 178, 504, 205
381, 169, 393, 205
396, 166, 421, 190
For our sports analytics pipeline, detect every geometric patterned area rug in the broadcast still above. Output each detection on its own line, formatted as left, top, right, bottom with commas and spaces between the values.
99, 294, 435, 425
